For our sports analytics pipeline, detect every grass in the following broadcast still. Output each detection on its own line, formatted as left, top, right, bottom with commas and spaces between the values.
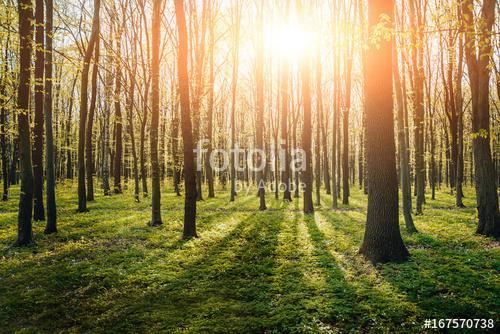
0, 180, 498, 333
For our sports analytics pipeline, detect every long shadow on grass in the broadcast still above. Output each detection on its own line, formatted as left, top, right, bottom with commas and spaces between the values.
0, 199, 256, 332
376, 232, 499, 324
302, 213, 365, 331
93, 210, 285, 333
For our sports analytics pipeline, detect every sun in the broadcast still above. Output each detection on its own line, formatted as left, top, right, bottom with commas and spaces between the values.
265, 20, 312, 64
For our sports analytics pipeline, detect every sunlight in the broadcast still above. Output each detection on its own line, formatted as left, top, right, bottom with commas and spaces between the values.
265, 20, 312, 64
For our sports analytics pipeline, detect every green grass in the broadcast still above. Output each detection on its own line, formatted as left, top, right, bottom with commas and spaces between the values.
0, 181, 498, 333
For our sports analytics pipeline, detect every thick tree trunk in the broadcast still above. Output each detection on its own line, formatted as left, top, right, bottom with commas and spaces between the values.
44, 0, 56, 233
174, 0, 197, 238
360, 0, 409, 263
17, 0, 35, 245
462, 0, 499, 238
33, 0, 45, 221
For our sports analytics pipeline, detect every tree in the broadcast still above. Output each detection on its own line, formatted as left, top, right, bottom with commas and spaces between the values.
77, 0, 100, 212
33, 0, 45, 221
255, 1, 266, 211
86, 16, 100, 201
174, 0, 197, 238
359, 0, 409, 263
0, 29, 9, 201
17, 0, 35, 245
113, 14, 123, 194
409, 0, 425, 215
298, 0, 313, 214
150, 0, 163, 226
44, 0, 56, 234
394, 44, 417, 234
462, 0, 499, 238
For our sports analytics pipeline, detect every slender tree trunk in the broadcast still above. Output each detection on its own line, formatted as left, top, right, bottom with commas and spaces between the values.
256, 2, 266, 211
410, 0, 425, 215
360, 0, 409, 263
33, 0, 45, 221
394, 47, 417, 233
77, 0, 100, 212
455, 30, 465, 207
113, 25, 123, 194
174, 0, 197, 238
280, 60, 291, 201
342, 57, 353, 205
206, 9, 215, 198
150, 0, 163, 226
44, 0, 56, 233
127, 68, 140, 202
314, 48, 322, 206
229, 4, 240, 202
86, 24, 99, 202
17, 0, 35, 245
1, 36, 9, 201
331, 41, 339, 209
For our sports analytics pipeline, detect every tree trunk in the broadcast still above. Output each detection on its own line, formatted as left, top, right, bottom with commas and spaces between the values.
113, 25, 123, 194
127, 68, 140, 202
342, 56, 353, 205
1, 36, 9, 201
86, 24, 99, 202
280, 60, 291, 201
462, 0, 499, 237
77, 0, 100, 212
174, 0, 197, 238
360, 0, 409, 263
394, 47, 417, 233
206, 9, 215, 198
44, 0, 56, 234
256, 2, 266, 211
314, 48, 322, 206
17, 0, 35, 245
33, 0, 45, 221
150, 0, 163, 226
410, 0, 425, 215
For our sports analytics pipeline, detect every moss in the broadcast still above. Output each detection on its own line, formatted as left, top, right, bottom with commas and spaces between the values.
0, 182, 498, 333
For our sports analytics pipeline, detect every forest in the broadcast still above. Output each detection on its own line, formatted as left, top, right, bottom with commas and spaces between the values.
0, 0, 499, 332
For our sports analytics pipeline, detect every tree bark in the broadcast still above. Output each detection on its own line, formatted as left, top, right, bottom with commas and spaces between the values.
174, 0, 197, 238
33, 0, 45, 221
17, 0, 35, 245
394, 47, 417, 233
462, 0, 499, 237
86, 22, 100, 201
150, 0, 163, 226
77, 0, 100, 212
113, 23, 123, 194
255, 1, 266, 211
44, 0, 56, 233
360, 0, 409, 263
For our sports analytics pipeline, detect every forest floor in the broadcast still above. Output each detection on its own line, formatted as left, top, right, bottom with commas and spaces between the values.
0, 181, 498, 333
